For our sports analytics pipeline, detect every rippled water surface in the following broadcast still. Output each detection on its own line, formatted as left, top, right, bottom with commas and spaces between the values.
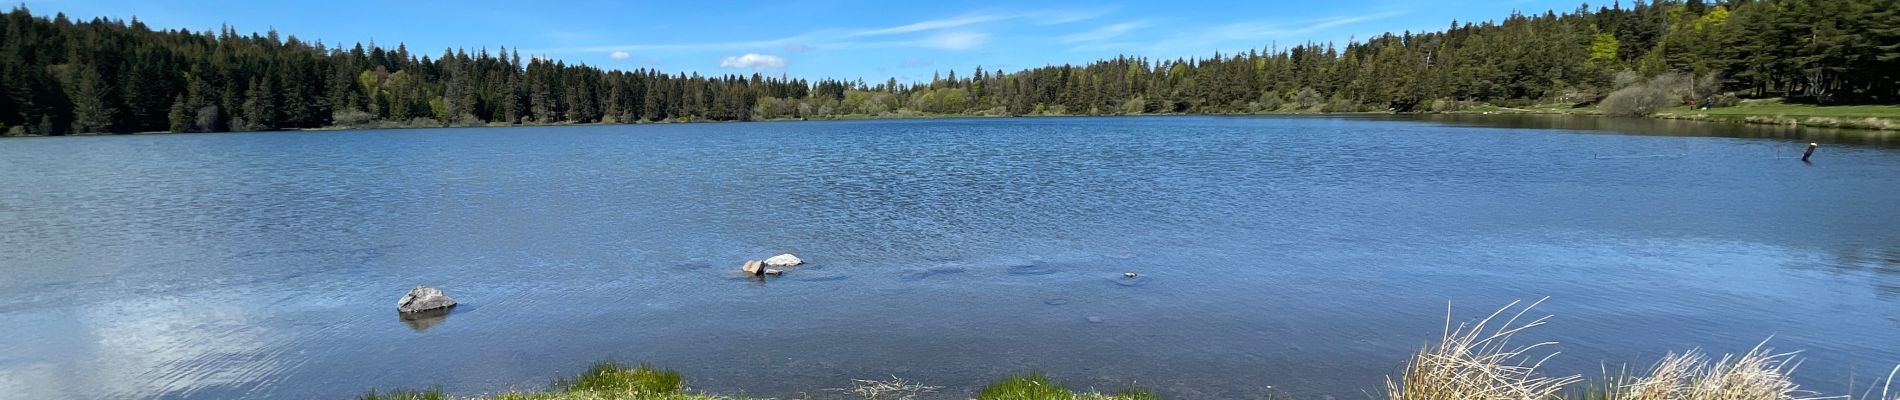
2, 116, 1898, 399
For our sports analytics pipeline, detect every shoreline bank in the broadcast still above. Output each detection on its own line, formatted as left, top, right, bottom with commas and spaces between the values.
7, 100, 1898, 139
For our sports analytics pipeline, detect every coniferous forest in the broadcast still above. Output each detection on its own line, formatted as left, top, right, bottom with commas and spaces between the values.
2, 0, 1897, 135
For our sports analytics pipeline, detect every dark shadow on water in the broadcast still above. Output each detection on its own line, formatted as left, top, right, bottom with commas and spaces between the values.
397, 307, 455, 333
1006, 262, 1062, 276
671, 262, 712, 271
901, 266, 968, 281
791, 274, 850, 282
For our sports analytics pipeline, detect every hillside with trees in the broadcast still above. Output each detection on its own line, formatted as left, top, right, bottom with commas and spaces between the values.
2, 0, 1897, 135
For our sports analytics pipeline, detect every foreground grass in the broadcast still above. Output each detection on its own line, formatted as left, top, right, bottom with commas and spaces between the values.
975, 374, 1158, 400
368, 300, 1898, 400
362, 362, 717, 400
361, 363, 1150, 400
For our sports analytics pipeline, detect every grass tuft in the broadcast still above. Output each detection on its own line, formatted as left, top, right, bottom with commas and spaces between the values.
1384, 298, 1582, 400
359, 388, 447, 400
1591, 341, 1820, 400
977, 373, 1158, 400
552, 361, 686, 395
837, 375, 942, 400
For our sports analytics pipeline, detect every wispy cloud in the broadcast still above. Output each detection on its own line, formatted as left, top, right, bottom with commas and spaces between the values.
850, 13, 1008, 37
1058, 21, 1149, 43
922, 32, 988, 50
608, 50, 630, 60
528, 8, 1100, 55
1028, 8, 1117, 25
1127, 11, 1403, 54
718, 53, 787, 71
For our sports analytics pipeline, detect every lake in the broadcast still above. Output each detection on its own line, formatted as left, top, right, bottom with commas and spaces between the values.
1, 116, 1897, 399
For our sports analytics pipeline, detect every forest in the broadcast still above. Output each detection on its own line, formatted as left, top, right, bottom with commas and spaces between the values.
1, 0, 1896, 135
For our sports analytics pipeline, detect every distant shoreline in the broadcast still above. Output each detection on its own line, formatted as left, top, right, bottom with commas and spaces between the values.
7, 100, 1897, 139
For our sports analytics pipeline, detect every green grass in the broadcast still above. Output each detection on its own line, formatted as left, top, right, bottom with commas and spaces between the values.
361, 362, 723, 400
976, 373, 1159, 400
359, 388, 448, 400
552, 362, 684, 394
1665, 100, 1900, 119
1654, 99, 1900, 130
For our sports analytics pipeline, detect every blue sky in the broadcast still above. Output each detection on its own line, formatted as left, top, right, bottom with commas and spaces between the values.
27, 0, 1579, 82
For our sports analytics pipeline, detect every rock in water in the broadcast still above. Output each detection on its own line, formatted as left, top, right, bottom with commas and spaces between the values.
742, 260, 765, 276
397, 285, 457, 313
764, 269, 784, 276
764, 254, 803, 267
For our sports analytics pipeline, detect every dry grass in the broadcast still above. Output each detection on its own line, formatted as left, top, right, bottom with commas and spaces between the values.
1385, 298, 1582, 400
1600, 342, 1821, 400
1863, 365, 1900, 400
834, 375, 942, 400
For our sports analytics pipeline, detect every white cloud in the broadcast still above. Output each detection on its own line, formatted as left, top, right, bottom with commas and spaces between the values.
718, 53, 787, 71
609, 50, 631, 60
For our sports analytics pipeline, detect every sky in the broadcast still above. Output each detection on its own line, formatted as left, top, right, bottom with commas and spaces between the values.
25, 0, 1582, 83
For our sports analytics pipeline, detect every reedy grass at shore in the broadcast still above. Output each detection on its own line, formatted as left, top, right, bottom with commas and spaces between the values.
364, 300, 1898, 400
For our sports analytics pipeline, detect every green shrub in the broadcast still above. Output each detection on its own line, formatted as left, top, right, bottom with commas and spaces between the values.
1601, 86, 1671, 117
1705, 93, 1741, 108
1293, 88, 1324, 110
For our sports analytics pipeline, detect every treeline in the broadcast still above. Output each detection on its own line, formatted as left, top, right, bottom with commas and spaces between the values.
2, 0, 1897, 135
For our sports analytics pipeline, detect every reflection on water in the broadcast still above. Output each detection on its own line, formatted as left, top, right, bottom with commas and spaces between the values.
398, 308, 454, 333
1, 116, 1899, 399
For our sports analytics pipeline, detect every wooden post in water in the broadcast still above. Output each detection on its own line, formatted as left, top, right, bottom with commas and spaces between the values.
1802, 143, 1818, 162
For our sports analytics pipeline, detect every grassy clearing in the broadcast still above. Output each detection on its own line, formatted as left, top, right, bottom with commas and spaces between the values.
1654, 99, 1900, 130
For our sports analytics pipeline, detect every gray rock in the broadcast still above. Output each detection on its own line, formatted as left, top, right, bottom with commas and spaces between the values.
742, 260, 765, 276
397, 285, 456, 313
764, 268, 784, 276
763, 253, 803, 267
1123, 272, 1138, 278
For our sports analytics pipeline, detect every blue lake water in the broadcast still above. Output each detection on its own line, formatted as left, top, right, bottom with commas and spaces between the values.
1, 116, 1897, 399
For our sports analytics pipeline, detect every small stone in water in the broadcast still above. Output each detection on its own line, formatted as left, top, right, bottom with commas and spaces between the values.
1123, 272, 1138, 278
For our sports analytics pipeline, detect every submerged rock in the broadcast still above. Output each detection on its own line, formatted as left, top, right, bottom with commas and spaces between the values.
764, 269, 784, 276
764, 254, 804, 267
397, 285, 457, 313
742, 260, 765, 276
